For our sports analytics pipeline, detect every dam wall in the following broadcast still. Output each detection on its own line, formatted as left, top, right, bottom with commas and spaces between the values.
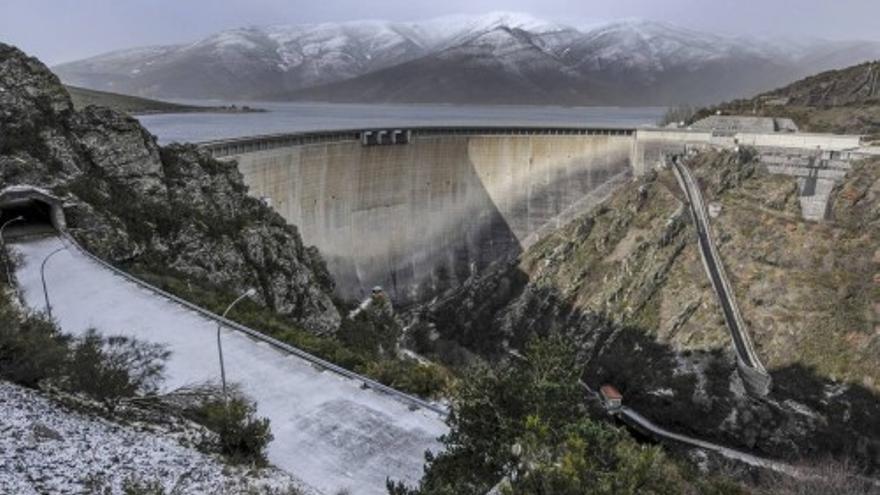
202, 126, 863, 304
206, 128, 635, 303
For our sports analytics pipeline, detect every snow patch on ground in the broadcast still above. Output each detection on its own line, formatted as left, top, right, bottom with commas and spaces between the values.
0, 381, 313, 495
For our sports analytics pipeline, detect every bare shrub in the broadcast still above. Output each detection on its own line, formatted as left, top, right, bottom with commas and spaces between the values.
659, 104, 698, 127
185, 392, 273, 466
759, 458, 878, 495
66, 329, 170, 412
0, 309, 69, 387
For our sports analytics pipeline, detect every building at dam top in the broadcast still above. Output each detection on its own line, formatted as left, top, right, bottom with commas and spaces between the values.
200, 124, 867, 304
687, 115, 799, 134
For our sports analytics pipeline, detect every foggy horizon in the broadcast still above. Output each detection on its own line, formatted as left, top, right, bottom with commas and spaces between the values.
4, 0, 880, 66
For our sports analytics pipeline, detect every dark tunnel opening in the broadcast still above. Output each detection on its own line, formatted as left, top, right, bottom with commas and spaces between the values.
0, 199, 58, 237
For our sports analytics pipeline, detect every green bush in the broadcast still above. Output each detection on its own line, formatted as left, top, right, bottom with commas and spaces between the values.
509, 417, 684, 495
66, 329, 170, 412
391, 334, 737, 495
122, 477, 166, 495
188, 395, 273, 466
129, 267, 450, 398
361, 359, 450, 399
337, 300, 401, 358
0, 308, 69, 387
0, 292, 172, 413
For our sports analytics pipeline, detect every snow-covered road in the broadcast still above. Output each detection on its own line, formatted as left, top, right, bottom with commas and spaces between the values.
11, 235, 446, 495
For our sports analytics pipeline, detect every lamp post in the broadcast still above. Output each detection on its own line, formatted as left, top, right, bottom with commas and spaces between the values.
41, 246, 67, 319
1, 216, 24, 286
217, 288, 257, 401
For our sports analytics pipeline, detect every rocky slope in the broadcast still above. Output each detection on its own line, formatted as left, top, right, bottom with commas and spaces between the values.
417, 149, 880, 471
0, 380, 314, 494
696, 60, 880, 136
52, 13, 880, 106
0, 43, 340, 334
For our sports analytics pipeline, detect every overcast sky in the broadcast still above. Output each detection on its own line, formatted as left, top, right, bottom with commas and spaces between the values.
4, 0, 880, 65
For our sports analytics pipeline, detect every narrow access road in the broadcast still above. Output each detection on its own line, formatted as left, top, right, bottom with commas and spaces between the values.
621, 407, 797, 476
11, 234, 447, 495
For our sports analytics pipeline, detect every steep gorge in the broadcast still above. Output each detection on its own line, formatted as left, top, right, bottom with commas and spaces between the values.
417, 149, 880, 470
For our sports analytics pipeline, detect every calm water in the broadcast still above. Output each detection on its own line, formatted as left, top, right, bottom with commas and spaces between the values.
137, 101, 666, 144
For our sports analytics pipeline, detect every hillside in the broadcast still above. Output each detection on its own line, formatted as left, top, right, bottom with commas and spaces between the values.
695, 60, 880, 136
65, 85, 265, 114
0, 42, 339, 334
0, 381, 312, 494
52, 13, 880, 106
415, 148, 880, 474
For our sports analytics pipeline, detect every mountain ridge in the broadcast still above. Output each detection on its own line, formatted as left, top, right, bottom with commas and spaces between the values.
52, 13, 880, 105
693, 59, 880, 136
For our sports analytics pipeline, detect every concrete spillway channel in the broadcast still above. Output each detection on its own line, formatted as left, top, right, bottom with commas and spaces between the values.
9, 234, 447, 495
670, 157, 772, 396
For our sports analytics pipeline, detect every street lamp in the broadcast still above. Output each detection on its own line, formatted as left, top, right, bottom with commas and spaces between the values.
1, 216, 24, 286
41, 245, 67, 319
217, 288, 257, 401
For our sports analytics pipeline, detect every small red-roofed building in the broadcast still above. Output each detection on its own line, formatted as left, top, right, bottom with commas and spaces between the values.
600, 384, 623, 411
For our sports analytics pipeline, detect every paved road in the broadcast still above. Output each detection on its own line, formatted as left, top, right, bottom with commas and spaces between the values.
671, 157, 770, 395
619, 407, 799, 474
581, 382, 797, 476
10, 234, 447, 495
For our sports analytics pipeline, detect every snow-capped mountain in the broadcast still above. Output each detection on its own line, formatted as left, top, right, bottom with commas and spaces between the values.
52, 12, 880, 105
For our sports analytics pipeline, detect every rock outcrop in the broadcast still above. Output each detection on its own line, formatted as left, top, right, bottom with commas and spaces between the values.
420, 149, 880, 471
0, 43, 339, 334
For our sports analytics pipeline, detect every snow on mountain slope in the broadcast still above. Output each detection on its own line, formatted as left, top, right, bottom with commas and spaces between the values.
403, 11, 573, 50
567, 19, 751, 71
282, 17, 795, 106
0, 381, 315, 495
52, 12, 880, 104
10, 235, 447, 495
262, 21, 425, 85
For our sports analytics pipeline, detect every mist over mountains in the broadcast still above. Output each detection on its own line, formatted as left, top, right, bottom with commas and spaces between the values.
53, 12, 880, 106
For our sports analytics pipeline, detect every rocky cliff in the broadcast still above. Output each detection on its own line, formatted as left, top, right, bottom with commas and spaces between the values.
0, 43, 339, 334
418, 149, 880, 471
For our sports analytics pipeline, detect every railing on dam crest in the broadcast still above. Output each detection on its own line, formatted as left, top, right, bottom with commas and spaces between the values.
200, 126, 637, 158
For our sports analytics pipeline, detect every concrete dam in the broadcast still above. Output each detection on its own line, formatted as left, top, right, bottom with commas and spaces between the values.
201, 126, 862, 304
202, 127, 641, 303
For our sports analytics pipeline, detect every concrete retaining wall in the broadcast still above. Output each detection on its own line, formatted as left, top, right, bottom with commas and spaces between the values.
632, 130, 714, 174
734, 132, 861, 150
226, 133, 633, 302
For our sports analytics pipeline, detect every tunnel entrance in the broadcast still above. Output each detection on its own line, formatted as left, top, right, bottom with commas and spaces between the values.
0, 186, 66, 237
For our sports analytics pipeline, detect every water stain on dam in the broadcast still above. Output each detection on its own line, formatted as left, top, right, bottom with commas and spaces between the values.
218, 131, 636, 304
